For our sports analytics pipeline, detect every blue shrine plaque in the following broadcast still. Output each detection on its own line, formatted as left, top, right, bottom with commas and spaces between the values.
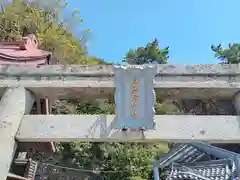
113, 65, 157, 130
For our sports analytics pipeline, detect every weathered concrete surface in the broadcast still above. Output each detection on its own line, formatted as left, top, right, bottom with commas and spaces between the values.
0, 64, 240, 99
16, 115, 240, 143
1, 64, 240, 75
0, 88, 34, 180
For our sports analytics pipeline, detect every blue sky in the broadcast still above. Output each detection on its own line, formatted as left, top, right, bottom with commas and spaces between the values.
67, 0, 240, 64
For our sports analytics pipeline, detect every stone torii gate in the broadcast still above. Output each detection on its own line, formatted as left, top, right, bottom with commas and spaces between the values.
1, 64, 240, 180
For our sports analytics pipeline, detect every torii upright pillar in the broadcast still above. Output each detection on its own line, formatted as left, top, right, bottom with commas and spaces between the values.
0, 87, 34, 180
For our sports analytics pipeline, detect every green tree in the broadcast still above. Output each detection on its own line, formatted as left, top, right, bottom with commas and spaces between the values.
211, 43, 240, 64
1, 1, 171, 180
50, 101, 169, 180
124, 39, 169, 65
0, 0, 105, 65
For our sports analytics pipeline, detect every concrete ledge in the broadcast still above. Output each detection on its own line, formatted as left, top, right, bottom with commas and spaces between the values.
1, 64, 240, 99
16, 115, 240, 143
0, 80, 239, 100
0, 64, 240, 76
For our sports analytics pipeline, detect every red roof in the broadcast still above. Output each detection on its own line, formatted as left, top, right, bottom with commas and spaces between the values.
0, 34, 51, 65
0, 34, 56, 156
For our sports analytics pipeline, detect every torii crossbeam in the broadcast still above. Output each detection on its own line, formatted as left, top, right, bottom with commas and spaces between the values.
1, 64, 240, 180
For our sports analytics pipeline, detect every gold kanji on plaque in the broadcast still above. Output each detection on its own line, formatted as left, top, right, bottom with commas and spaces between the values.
131, 79, 139, 118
